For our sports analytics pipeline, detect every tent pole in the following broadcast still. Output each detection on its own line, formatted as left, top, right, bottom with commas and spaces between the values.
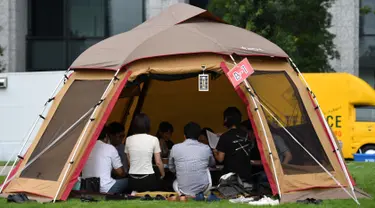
0, 106, 94, 191
252, 94, 360, 204
243, 80, 283, 198
288, 58, 359, 203
228, 54, 282, 198
0, 69, 71, 194
53, 69, 122, 202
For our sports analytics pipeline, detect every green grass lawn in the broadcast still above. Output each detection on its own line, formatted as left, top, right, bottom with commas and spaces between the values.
0, 162, 374, 207
0, 161, 18, 167
0, 161, 15, 166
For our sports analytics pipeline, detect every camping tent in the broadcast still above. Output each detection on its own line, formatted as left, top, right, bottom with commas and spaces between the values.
0, 3, 369, 204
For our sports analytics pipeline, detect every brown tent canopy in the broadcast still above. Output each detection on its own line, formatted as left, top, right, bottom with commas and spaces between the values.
0, 3, 369, 205
70, 3, 288, 70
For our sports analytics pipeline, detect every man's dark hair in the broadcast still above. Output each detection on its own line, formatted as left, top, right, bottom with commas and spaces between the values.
158, 121, 174, 133
223, 107, 242, 128
200, 127, 214, 138
108, 122, 125, 135
131, 113, 151, 134
98, 126, 108, 141
184, 122, 201, 139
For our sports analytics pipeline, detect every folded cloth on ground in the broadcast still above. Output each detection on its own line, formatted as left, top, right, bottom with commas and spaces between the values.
248, 196, 279, 206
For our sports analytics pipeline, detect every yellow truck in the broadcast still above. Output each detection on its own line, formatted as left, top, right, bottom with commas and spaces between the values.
303, 73, 375, 159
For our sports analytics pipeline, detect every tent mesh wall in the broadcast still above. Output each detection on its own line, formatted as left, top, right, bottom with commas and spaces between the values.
248, 71, 333, 175
20, 80, 110, 181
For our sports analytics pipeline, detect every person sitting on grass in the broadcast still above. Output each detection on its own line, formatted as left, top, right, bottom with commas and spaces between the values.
169, 122, 216, 196
82, 126, 127, 194
108, 122, 128, 175
213, 107, 253, 183
125, 113, 165, 192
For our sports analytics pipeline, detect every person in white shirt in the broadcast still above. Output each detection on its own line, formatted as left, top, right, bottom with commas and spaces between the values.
125, 113, 165, 192
82, 126, 127, 194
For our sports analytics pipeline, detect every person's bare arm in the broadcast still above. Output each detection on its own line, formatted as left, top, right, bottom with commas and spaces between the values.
113, 167, 126, 178
213, 149, 225, 163
282, 151, 292, 164
154, 152, 165, 178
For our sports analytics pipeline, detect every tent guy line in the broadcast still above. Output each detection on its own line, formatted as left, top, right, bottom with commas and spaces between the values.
229, 54, 359, 205
289, 57, 359, 204
53, 68, 122, 202
0, 106, 94, 192
229, 54, 282, 198
249, 92, 359, 204
0, 3, 369, 203
0, 69, 71, 194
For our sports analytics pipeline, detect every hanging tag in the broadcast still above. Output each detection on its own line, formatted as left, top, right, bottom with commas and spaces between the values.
199, 65, 209, 92
198, 74, 209, 92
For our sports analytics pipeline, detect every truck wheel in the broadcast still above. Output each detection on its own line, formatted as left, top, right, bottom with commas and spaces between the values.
360, 145, 375, 154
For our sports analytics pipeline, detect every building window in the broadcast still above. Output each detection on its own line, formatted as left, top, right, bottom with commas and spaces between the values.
27, 0, 144, 71
359, 0, 375, 88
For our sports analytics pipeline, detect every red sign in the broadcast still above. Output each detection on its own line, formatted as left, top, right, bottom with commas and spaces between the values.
226, 58, 254, 88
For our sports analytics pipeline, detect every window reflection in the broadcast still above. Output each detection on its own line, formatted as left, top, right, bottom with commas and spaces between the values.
27, 0, 144, 71
355, 106, 375, 122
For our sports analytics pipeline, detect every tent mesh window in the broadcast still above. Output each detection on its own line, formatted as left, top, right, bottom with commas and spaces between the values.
248, 71, 334, 175
20, 79, 110, 181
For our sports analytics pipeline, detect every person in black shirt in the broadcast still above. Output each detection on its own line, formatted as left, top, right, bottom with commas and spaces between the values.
213, 107, 252, 182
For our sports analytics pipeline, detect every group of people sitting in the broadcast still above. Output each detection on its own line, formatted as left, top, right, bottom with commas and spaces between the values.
81, 106, 292, 197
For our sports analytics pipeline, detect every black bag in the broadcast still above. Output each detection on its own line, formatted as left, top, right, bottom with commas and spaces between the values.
80, 177, 100, 193
217, 173, 253, 198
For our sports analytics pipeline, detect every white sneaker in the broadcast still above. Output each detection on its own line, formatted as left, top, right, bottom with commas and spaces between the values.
229, 196, 254, 203
248, 196, 279, 206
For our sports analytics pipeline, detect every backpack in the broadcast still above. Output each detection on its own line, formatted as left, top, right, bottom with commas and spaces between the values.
216, 172, 253, 198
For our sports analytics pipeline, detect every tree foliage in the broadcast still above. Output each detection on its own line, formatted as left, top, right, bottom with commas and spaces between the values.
208, 0, 339, 72
360, 5, 375, 16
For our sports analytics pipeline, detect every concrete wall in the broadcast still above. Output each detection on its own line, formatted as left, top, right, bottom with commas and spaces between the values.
0, 71, 64, 161
0, 0, 27, 73
328, 0, 360, 75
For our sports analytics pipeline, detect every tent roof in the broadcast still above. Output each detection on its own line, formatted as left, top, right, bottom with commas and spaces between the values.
70, 3, 288, 70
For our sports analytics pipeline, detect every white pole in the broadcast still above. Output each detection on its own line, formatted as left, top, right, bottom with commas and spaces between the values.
245, 81, 283, 197
288, 58, 359, 203
1, 107, 94, 189
0, 69, 70, 194
53, 69, 122, 202
252, 95, 359, 204
228, 55, 282, 197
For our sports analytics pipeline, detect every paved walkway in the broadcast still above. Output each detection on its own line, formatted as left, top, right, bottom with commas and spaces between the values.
0, 166, 11, 176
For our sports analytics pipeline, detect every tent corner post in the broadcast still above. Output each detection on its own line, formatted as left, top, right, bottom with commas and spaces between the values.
286, 58, 358, 204
0, 68, 70, 194
53, 68, 122, 203
243, 79, 283, 198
